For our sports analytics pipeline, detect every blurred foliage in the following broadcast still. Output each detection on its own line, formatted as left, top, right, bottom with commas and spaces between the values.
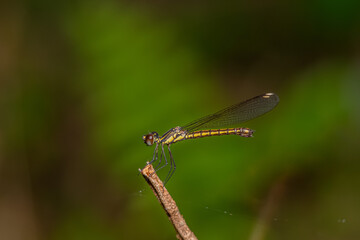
1, 0, 360, 240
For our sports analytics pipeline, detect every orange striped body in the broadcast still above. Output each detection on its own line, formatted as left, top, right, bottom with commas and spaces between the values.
185, 128, 253, 140
161, 127, 253, 145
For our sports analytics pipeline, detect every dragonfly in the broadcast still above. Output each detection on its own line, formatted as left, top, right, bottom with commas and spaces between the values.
143, 92, 279, 184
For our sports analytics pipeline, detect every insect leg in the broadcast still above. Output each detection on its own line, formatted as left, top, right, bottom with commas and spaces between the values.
164, 144, 176, 185
155, 143, 168, 172
154, 144, 163, 170
149, 143, 159, 165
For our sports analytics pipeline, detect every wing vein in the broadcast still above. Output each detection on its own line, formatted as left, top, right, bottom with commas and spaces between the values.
181, 93, 279, 132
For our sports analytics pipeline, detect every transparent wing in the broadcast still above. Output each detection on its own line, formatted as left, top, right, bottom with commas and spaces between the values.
181, 93, 279, 132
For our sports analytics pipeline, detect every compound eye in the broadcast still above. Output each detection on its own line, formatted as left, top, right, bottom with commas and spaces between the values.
143, 134, 154, 146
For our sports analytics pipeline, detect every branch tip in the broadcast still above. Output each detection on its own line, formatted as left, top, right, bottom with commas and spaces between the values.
140, 164, 197, 240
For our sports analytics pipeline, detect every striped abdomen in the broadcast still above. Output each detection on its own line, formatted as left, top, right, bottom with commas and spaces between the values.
185, 128, 253, 140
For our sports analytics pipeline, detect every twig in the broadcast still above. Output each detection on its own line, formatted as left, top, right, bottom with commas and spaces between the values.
140, 163, 198, 240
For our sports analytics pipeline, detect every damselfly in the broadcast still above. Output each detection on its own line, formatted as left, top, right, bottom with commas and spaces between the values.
143, 93, 279, 183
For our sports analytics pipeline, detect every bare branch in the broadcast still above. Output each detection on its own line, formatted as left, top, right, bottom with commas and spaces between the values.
140, 164, 198, 240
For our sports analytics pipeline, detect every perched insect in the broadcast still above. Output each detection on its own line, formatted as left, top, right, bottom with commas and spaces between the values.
143, 93, 279, 183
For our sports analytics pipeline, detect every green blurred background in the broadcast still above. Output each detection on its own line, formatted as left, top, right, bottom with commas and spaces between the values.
1, 1, 360, 239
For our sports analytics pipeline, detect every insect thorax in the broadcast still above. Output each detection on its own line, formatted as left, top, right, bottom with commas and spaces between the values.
161, 126, 187, 145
